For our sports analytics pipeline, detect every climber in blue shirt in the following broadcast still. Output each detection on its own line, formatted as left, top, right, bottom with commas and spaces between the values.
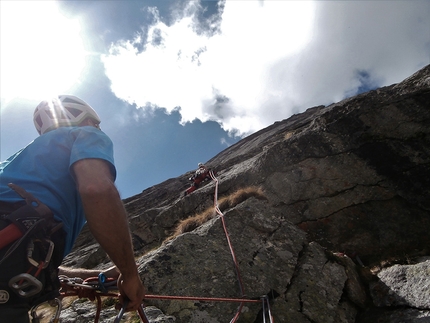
0, 95, 145, 322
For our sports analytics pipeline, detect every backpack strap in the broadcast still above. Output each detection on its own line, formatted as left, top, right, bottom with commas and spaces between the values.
0, 183, 62, 251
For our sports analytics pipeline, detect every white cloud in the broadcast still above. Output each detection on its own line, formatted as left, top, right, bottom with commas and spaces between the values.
286, 1, 430, 106
103, 0, 430, 137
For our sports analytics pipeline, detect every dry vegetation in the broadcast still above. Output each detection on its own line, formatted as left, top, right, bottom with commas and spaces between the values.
166, 186, 267, 241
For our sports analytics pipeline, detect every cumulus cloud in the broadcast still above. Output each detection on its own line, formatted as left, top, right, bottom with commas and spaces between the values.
102, 0, 430, 137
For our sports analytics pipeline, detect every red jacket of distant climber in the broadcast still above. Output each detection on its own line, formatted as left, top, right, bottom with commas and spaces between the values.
192, 167, 210, 185
184, 165, 212, 195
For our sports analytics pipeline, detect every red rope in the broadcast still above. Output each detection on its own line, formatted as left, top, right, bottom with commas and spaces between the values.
210, 171, 245, 295
143, 294, 260, 303
95, 294, 102, 322
209, 170, 246, 322
58, 284, 262, 323
138, 305, 151, 323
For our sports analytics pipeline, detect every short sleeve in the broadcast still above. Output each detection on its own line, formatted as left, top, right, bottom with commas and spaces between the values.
69, 127, 116, 180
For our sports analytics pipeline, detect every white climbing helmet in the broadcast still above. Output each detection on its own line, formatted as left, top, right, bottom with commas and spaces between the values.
198, 162, 205, 168
33, 95, 101, 135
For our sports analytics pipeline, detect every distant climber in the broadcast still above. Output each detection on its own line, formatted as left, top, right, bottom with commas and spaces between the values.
184, 163, 213, 196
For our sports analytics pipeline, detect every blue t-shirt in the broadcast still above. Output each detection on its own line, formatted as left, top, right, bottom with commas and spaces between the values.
0, 126, 116, 255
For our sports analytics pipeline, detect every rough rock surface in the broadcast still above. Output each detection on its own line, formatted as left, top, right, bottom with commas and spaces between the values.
60, 64, 430, 322
370, 259, 430, 309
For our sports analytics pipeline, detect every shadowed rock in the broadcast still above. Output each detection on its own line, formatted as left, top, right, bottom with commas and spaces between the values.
61, 64, 430, 323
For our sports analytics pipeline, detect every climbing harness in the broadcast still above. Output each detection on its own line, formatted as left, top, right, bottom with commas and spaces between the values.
0, 183, 64, 309
29, 172, 275, 322
0, 183, 60, 252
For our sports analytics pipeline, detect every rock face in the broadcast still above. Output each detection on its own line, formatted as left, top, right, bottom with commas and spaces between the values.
60, 65, 430, 322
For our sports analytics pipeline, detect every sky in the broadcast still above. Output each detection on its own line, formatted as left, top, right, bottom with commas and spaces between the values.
1, 0, 429, 199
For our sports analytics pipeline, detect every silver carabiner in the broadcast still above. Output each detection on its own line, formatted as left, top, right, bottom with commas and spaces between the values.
27, 239, 54, 268
31, 297, 62, 323
114, 299, 129, 323
261, 295, 274, 323
9, 273, 43, 297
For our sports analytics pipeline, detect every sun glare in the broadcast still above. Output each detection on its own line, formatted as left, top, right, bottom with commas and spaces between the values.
0, 1, 87, 106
